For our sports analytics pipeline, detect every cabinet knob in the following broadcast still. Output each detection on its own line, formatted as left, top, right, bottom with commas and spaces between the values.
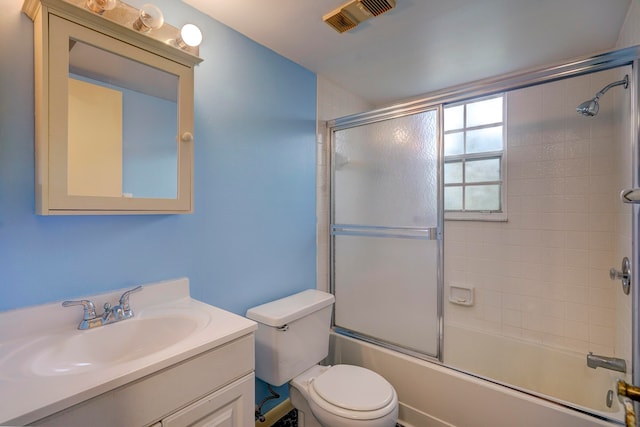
181, 132, 194, 143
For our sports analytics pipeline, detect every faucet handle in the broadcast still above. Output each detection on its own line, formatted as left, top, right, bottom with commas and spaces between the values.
119, 285, 142, 312
62, 299, 98, 320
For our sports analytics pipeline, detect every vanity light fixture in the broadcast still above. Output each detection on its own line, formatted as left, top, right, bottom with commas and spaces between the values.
177, 24, 202, 48
133, 3, 164, 32
85, 0, 117, 14
23, 0, 202, 59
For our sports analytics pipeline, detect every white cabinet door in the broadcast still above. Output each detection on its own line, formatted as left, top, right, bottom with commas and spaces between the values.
162, 373, 254, 427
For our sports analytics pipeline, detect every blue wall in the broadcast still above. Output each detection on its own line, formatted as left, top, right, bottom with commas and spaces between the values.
0, 0, 316, 413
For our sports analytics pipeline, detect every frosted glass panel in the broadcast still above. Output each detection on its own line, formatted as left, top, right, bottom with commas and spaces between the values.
466, 185, 500, 210
444, 104, 464, 131
334, 110, 438, 228
467, 126, 503, 153
444, 132, 464, 156
444, 186, 463, 210
332, 107, 441, 359
466, 158, 500, 182
334, 235, 440, 356
444, 161, 462, 183
467, 97, 503, 127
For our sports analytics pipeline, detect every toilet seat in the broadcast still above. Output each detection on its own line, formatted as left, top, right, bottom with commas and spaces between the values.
308, 365, 397, 420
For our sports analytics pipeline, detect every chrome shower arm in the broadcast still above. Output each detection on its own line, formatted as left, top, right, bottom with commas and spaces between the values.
577, 74, 629, 117
595, 74, 629, 98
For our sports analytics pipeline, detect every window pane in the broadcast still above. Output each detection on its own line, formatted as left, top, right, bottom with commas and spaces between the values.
467, 97, 503, 127
465, 185, 500, 211
466, 158, 500, 183
444, 161, 463, 184
443, 94, 505, 216
444, 132, 464, 156
445, 186, 463, 210
467, 126, 503, 153
444, 105, 464, 131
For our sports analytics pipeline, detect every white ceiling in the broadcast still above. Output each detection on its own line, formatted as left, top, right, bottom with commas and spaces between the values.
183, 0, 632, 106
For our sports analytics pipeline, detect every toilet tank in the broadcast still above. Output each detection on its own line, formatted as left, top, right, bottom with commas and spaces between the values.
246, 289, 335, 386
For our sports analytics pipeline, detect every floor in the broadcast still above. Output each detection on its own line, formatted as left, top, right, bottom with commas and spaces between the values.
271, 409, 297, 427
272, 409, 404, 427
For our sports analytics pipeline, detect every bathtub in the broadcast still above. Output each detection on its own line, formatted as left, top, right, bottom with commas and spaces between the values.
443, 325, 625, 423
329, 330, 625, 426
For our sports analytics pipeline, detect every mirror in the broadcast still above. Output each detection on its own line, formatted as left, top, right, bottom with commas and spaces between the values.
25, 0, 202, 214
68, 40, 179, 199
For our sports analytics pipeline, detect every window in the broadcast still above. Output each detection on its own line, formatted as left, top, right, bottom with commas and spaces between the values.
443, 95, 506, 221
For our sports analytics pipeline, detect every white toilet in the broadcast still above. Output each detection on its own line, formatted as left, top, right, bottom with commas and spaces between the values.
246, 289, 398, 427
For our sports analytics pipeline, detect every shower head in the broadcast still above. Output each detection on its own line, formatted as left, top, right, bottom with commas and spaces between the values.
576, 98, 599, 117
576, 74, 629, 117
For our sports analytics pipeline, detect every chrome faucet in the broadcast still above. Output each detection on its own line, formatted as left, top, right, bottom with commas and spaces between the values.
61, 299, 101, 330
101, 302, 124, 323
587, 352, 627, 373
63, 286, 142, 330
119, 285, 142, 318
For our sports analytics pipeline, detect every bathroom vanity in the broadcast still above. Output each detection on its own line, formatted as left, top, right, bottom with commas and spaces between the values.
0, 278, 256, 426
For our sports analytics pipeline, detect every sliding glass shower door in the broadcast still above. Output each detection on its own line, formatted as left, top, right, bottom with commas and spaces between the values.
331, 107, 442, 358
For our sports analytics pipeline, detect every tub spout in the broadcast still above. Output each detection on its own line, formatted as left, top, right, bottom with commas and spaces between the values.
586, 352, 627, 373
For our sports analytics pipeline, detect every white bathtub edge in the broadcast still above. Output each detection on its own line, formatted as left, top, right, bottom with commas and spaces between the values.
399, 401, 454, 427
329, 332, 621, 427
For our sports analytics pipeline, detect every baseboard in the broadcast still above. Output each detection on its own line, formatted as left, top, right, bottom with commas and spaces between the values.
255, 398, 295, 427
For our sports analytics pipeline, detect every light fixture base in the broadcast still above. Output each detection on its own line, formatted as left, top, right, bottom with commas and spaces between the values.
24, 0, 203, 64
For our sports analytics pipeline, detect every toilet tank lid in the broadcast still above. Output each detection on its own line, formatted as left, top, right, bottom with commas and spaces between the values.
246, 289, 335, 327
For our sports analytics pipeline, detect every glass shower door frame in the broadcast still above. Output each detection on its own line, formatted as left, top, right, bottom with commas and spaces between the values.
324, 45, 640, 423
328, 105, 445, 362
632, 58, 640, 424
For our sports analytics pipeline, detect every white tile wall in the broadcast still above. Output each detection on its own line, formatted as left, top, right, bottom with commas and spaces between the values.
444, 68, 632, 358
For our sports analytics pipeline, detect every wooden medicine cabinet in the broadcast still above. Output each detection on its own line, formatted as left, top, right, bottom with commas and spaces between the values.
23, 0, 203, 214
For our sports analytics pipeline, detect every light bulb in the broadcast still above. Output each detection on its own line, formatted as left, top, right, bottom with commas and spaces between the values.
85, 0, 117, 14
133, 4, 164, 32
177, 24, 202, 48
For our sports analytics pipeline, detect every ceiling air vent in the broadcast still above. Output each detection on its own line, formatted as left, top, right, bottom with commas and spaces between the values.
360, 0, 396, 16
323, 0, 396, 33
324, 9, 358, 33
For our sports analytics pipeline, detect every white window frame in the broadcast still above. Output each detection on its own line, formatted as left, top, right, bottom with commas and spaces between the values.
443, 94, 507, 222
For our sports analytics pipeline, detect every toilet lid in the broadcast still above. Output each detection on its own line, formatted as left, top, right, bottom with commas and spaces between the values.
311, 365, 394, 411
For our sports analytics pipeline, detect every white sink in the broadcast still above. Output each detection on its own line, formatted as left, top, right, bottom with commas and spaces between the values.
2, 306, 209, 378
19, 314, 200, 377
0, 278, 257, 425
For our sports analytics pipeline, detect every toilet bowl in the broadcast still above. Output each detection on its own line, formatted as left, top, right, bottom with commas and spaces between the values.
290, 364, 398, 427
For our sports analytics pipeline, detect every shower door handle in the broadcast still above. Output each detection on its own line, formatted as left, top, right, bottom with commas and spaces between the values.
331, 224, 440, 240
621, 188, 640, 204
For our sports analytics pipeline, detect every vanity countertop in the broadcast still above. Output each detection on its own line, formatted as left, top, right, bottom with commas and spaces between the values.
0, 278, 256, 425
